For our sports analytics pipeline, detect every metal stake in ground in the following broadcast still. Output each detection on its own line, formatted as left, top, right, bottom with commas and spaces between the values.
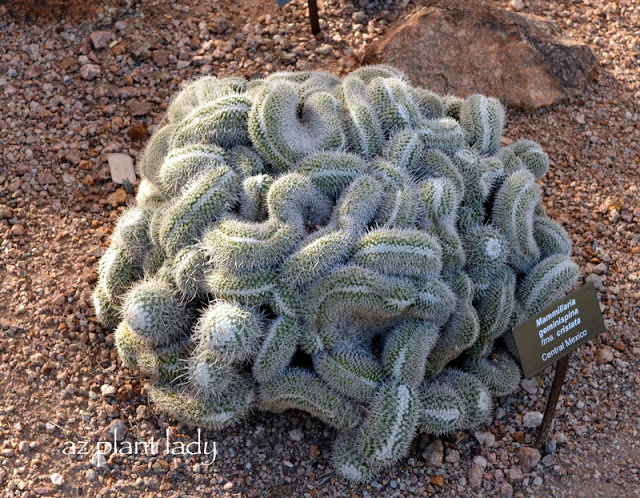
308, 0, 321, 34
535, 354, 569, 449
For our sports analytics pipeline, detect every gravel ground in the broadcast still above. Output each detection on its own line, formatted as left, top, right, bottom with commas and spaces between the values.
0, 0, 638, 496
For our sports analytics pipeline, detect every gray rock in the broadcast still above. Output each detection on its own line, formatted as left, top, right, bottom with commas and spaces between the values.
510, 0, 524, 12
25, 44, 40, 61
507, 467, 524, 483
422, 439, 443, 466
500, 482, 514, 497
128, 101, 153, 117
80, 64, 101, 81
594, 263, 608, 275
523, 411, 544, 428
444, 448, 460, 464
352, 11, 367, 23
598, 348, 615, 363
90, 31, 113, 50
541, 454, 556, 467
473, 429, 496, 447
362, 0, 597, 109
103, 419, 127, 440
585, 273, 604, 290
520, 378, 538, 395
468, 463, 484, 488
92, 451, 107, 468
288, 429, 304, 442
210, 17, 231, 34
517, 446, 541, 471
315, 44, 333, 56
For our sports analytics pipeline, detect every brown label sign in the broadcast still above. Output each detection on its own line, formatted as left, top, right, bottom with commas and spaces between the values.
513, 282, 605, 379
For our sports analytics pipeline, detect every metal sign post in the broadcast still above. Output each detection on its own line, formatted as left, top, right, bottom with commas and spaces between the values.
535, 355, 569, 449
275, 0, 322, 34
308, 0, 321, 34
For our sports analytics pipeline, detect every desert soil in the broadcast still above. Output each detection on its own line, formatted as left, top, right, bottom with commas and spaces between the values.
0, 0, 638, 497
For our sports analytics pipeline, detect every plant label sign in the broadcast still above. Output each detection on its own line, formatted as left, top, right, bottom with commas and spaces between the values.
513, 282, 605, 379
275, 0, 294, 7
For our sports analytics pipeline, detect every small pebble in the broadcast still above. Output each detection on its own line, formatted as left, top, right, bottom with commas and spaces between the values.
50, 473, 64, 486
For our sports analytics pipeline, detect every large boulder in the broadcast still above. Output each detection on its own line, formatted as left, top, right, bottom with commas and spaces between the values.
362, 0, 597, 109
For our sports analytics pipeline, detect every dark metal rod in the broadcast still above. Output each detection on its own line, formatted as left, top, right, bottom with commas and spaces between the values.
308, 0, 321, 35
535, 355, 569, 449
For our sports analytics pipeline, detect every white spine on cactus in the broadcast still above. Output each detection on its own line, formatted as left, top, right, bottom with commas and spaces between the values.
417, 118, 465, 153
507, 139, 549, 179
411, 87, 445, 120
248, 81, 346, 171
516, 255, 579, 315
123, 278, 194, 347
386, 129, 424, 176
357, 381, 419, 466
349, 65, 409, 84
368, 77, 422, 133
420, 177, 461, 226
158, 144, 227, 197
420, 149, 465, 197
174, 246, 208, 300
167, 76, 247, 124
172, 94, 252, 150
369, 159, 414, 191
314, 344, 384, 402
459, 94, 505, 155
375, 187, 421, 229
280, 228, 356, 288
534, 216, 572, 258
335, 175, 385, 232
97, 244, 141, 300
252, 315, 301, 384
139, 124, 176, 185
332, 430, 378, 483
136, 179, 166, 207
462, 349, 522, 397
193, 300, 264, 364
149, 377, 255, 430
206, 268, 277, 307
159, 166, 240, 256
419, 382, 468, 436
266, 172, 332, 231
492, 169, 541, 273
295, 152, 367, 200
340, 75, 385, 159
382, 319, 439, 386
257, 368, 362, 430
437, 368, 492, 430
227, 144, 265, 177
239, 174, 273, 221
202, 217, 301, 274
351, 229, 443, 279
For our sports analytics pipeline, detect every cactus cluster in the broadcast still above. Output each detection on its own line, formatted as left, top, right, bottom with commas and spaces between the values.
94, 66, 578, 482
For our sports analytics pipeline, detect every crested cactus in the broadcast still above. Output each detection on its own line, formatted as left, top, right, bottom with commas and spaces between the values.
258, 368, 362, 430
314, 343, 384, 402
459, 94, 505, 155
158, 144, 227, 197
357, 381, 420, 466
340, 75, 385, 159
492, 169, 541, 273
419, 381, 468, 436
95, 66, 579, 483
122, 278, 195, 347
